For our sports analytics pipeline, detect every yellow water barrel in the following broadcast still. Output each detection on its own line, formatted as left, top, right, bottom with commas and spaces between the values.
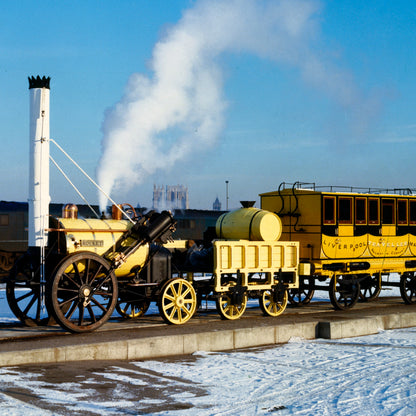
216, 208, 282, 241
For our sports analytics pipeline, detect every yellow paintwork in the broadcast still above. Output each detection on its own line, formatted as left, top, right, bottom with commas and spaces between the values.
212, 239, 299, 292
321, 234, 412, 259
57, 218, 149, 277
321, 235, 368, 258
159, 279, 196, 324
216, 207, 282, 241
260, 187, 416, 277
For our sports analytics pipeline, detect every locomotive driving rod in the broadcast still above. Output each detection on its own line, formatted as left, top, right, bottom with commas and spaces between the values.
104, 210, 176, 269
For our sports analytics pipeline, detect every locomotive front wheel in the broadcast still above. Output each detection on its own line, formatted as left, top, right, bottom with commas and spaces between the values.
46, 252, 118, 333
215, 282, 247, 320
288, 276, 315, 306
158, 278, 197, 325
116, 299, 150, 319
259, 288, 288, 317
359, 274, 381, 302
6, 255, 51, 326
400, 272, 416, 304
329, 275, 360, 310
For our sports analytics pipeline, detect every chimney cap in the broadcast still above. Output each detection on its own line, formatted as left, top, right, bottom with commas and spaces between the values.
240, 201, 255, 208
28, 75, 50, 89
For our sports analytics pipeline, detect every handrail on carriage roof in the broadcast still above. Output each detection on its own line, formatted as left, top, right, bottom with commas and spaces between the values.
277, 182, 416, 196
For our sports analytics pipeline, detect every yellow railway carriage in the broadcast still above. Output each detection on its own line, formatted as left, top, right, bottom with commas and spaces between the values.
260, 182, 416, 309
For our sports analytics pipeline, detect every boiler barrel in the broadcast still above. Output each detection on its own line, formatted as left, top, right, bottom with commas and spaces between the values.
53, 217, 149, 277
215, 208, 282, 241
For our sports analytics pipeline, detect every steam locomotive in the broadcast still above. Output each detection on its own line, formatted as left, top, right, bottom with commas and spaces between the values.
7, 200, 300, 333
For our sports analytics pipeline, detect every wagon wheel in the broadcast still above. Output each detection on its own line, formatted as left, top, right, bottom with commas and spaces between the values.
329, 274, 360, 310
288, 275, 315, 306
116, 286, 151, 319
359, 274, 381, 302
6, 255, 51, 326
116, 299, 150, 318
259, 288, 288, 317
215, 281, 247, 320
158, 278, 196, 324
46, 252, 118, 333
400, 272, 416, 304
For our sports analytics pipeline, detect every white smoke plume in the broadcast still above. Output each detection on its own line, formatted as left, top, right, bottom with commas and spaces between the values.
97, 0, 369, 209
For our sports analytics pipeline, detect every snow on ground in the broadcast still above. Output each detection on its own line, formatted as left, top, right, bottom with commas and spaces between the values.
135, 329, 416, 415
0, 328, 414, 415
0, 278, 414, 415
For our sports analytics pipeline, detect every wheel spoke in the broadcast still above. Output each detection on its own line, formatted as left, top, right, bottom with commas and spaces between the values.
168, 306, 179, 321
78, 304, 85, 326
87, 304, 97, 323
88, 263, 104, 286
22, 293, 37, 315
182, 286, 191, 297
64, 301, 79, 320
62, 272, 81, 289
163, 301, 175, 310
164, 293, 175, 302
16, 291, 34, 303
90, 296, 110, 313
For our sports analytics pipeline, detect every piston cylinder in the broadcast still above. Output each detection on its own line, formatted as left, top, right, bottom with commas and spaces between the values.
216, 207, 282, 241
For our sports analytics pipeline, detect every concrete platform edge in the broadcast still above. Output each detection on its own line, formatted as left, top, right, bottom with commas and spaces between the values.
1, 309, 416, 367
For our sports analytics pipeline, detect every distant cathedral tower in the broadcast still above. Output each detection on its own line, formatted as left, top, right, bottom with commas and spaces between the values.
153, 184, 189, 210
213, 197, 221, 211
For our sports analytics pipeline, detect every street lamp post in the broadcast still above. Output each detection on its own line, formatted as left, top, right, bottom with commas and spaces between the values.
225, 180, 229, 211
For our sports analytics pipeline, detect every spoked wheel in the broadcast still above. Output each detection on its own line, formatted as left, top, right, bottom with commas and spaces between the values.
47, 252, 118, 333
400, 272, 416, 304
116, 290, 150, 318
158, 278, 197, 324
359, 273, 381, 302
329, 274, 360, 310
288, 275, 315, 306
6, 255, 51, 326
215, 282, 247, 320
259, 288, 288, 317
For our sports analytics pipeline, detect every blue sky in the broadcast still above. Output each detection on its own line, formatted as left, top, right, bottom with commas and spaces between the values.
1, 0, 416, 210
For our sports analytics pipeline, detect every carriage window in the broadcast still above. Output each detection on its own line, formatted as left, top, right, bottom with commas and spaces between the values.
338, 197, 352, 224
410, 200, 416, 224
382, 198, 395, 224
368, 198, 379, 225
0, 214, 8, 226
397, 199, 408, 225
323, 196, 336, 224
355, 198, 366, 224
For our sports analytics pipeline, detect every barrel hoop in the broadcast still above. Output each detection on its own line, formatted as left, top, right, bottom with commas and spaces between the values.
248, 210, 263, 240
218, 214, 226, 238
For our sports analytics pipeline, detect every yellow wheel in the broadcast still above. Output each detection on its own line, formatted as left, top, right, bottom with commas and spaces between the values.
215, 283, 247, 320
259, 289, 288, 317
158, 278, 196, 325
116, 300, 150, 319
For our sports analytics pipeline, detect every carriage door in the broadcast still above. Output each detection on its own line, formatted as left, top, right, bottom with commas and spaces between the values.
381, 198, 396, 236
338, 197, 353, 236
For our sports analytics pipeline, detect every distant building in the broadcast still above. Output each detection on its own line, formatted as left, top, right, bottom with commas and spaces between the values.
172, 208, 227, 241
213, 197, 221, 211
153, 184, 189, 210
